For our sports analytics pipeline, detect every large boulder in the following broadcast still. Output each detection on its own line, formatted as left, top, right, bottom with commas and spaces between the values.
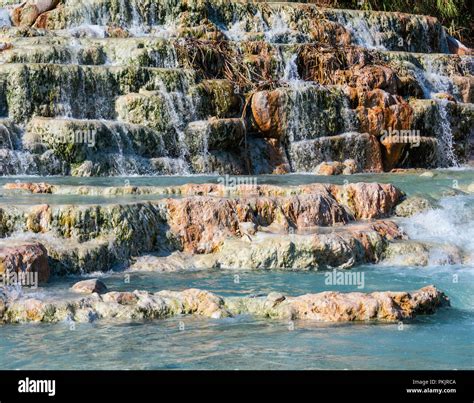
0, 241, 50, 284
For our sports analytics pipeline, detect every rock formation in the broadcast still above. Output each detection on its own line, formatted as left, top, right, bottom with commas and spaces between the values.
0, 0, 471, 176
0, 285, 448, 324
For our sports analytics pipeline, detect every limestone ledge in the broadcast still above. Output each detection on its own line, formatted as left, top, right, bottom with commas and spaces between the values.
130, 220, 404, 271
0, 285, 449, 324
0, 182, 404, 273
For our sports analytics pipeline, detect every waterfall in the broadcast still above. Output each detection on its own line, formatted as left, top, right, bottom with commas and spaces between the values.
423, 58, 452, 97
337, 13, 384, 50
265, 14, 294, 44
0, 8, 11, 28
156, 80, 195, 173
105, 121, 130, 176
436, 100, 459, 167
282, 53, 300, 83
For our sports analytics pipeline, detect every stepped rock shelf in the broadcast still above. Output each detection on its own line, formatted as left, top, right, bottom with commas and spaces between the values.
0, 179, 462, 324
0, 0, 471, 332
0, 0, 472, 176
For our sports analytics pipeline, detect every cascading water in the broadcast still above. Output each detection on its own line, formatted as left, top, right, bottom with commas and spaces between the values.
436, 100, 459, 168
0, 0, 473, 374
0, 0, 470, 176
402, 195, 474, 263
337, 13, 385, 50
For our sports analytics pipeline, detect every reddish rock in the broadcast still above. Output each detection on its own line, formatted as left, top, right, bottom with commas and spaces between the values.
0, 241, 50, 284
354, 65, 401, 94
4, 182, 53, 194
358, 102, 413, 136
251, 89, 286, 139
165, 183, 403, 252
11, 0, 59, 27
380, 136, 406, 172
327, 183, 403, 220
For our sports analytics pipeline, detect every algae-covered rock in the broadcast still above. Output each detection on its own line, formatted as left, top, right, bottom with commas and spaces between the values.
184, 117, 245, 155
289, 132, 383, 173
395, 196, 437, 217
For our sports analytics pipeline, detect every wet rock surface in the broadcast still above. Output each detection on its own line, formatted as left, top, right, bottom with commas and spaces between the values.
0, 0, 471, 175
0, 285, 448, 324
0, 240, 50, 283
71, 279, 108, 294
0, 182, 404, 273
0, 1, 466, 335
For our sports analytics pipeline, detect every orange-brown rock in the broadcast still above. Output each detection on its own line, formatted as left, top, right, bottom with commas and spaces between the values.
452, 76, 474, 103
165, 183, 403, 252
357, 101, 413, 136
326, 183, 403, 220
0, 286, 448, 324
310, 20, 353, 47
354, 65, 401, 94
227, 285, 449, 322
4, 182, 53, 193
0, 241, 50, 284
26, 204, 52, 233
251, 89, 286, 139
11, 0, 59, 27
380, 137, 406, 172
